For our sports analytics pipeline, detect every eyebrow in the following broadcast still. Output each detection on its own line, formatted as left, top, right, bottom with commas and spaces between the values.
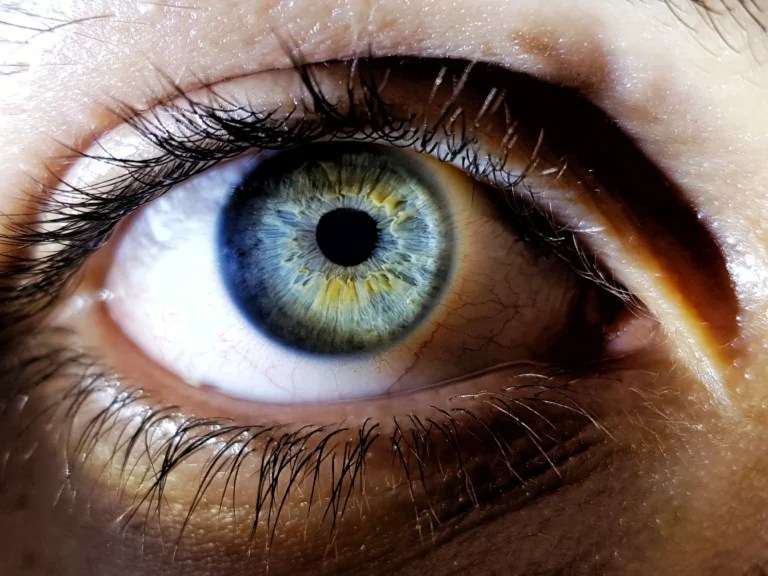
692, 0, 766, 32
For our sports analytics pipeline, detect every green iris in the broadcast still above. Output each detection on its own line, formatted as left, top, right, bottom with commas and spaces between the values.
219, 143, 454, 355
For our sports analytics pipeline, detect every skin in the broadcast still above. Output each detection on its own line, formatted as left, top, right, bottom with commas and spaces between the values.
1, 0, 768, 574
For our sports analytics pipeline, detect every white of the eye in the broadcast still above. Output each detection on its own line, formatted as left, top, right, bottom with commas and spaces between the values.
106, 155, 413, 403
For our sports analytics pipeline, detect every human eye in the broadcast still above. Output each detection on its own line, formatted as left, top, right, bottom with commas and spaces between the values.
82, 61, 646, 404
0, 2, 755, 574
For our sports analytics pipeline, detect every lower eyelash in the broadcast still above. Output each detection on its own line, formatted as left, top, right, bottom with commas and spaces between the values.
0, 327, 614, 555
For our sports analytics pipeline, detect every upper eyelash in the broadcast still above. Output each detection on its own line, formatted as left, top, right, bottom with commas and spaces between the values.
0, 54, 632, 337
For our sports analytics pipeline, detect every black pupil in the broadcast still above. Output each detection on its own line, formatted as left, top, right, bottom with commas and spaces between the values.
316, 208, 379, 267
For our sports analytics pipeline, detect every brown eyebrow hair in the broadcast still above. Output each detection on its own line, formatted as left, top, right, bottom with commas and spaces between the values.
690, 0, 766, 32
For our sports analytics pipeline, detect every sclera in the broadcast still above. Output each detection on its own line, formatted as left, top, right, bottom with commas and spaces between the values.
103, 147, 579, 403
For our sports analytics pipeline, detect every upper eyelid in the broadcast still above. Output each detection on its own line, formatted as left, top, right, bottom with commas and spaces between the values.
0, 60, 545, 332
0, 0, 755, 222
0, 56, 739, 360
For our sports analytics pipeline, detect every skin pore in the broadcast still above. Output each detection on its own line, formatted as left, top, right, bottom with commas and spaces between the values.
1, 0, 768, 574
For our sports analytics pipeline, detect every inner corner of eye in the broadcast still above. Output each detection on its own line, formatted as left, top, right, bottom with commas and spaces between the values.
66, 139, 638, 407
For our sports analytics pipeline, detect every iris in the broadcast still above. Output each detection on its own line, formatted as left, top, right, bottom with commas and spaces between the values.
219, 143, 454, 355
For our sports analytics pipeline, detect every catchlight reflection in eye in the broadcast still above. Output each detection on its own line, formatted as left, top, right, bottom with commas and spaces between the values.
104, 142, 582, 403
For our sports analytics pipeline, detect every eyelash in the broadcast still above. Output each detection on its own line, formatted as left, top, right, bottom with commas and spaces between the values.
0, 54, 630, 334
0, 328, 613, 551
0, 54, 628, 551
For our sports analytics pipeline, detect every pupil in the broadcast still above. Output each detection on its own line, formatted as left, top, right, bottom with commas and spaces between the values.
316, 208, 379, 267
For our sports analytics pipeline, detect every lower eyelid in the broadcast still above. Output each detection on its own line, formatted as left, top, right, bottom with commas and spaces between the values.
0, 324, 678, 573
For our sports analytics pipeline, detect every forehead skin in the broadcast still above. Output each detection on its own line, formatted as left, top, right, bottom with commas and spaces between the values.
2, 0, 768, 574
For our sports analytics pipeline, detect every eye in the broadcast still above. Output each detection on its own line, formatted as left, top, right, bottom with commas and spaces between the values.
101, 141, 594, 403
48, 57, 664, 412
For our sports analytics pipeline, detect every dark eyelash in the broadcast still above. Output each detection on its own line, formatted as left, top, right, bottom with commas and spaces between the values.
0, 53, 632, 336
0, 328, 613, 556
